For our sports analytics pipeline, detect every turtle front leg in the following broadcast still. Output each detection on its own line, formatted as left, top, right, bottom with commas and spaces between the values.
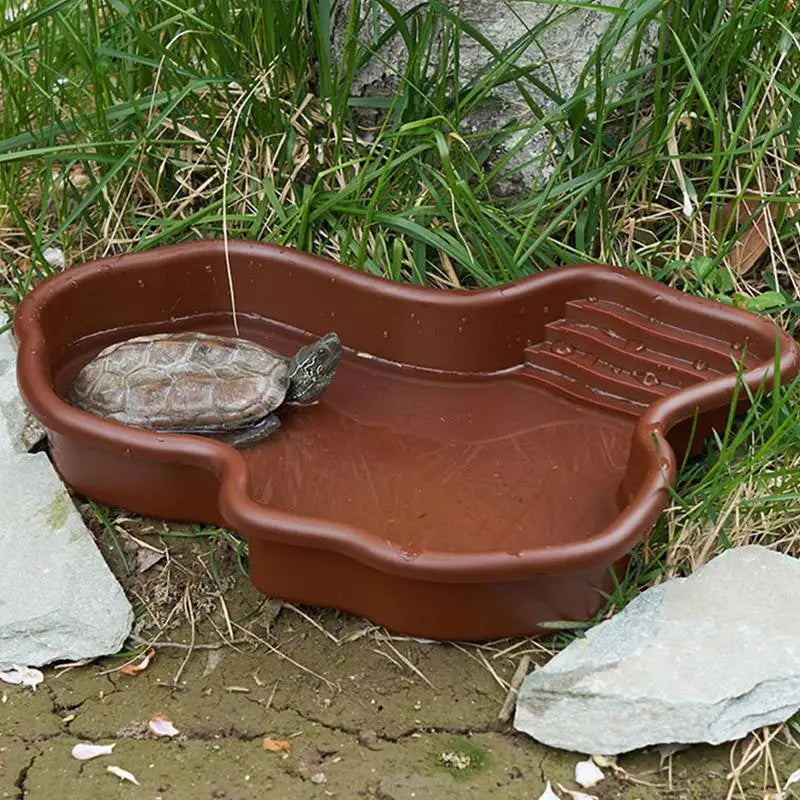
214, 412, 281, 448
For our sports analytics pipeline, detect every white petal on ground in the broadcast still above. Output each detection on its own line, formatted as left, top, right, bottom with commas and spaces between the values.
148, 713, 179, 737
71, 743, 116, 761
784, 767, 800, 789
575, 758, 605, 788
107, 765, 140, 785
0, 665, 44, 691
42, 247, 65, 269
120, 649, 155, 676
537, 780, 561, 800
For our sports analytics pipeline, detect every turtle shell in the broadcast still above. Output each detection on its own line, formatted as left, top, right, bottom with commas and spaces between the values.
68, 331, 291, 432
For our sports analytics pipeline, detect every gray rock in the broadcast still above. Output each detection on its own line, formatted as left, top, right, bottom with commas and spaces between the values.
0, 451, 133, 669
336, 0, 652, 189
514, 546, 800, 754
0, 315, 46, 452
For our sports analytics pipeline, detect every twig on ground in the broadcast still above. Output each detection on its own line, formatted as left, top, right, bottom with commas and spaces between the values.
498, 654, 531, 723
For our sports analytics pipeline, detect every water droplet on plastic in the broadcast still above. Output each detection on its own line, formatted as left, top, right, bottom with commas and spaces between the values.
641, 371, 659, 386
409, 312, 415, 319
587, 296, 598, 303
543, 305, 549, 314
382, 330, 389, 339
551, 341, 574, 356
732, 342, 742, 351
137, 280, 145, 289
693, 359, 707, 371
204, 264, 213, 273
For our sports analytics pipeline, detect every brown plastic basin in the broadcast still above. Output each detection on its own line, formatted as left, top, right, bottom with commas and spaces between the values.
14, 240, 800, 640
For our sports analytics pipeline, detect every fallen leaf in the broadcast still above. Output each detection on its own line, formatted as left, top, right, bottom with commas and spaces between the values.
719, 195, 773, 275
136, 548, 165, 573
0, 665, 44, 691
575, 758, 605, 788
558, 785, 598, 800
148, 713, 179, 738
537, 780, 561, 800
107, 765, 140, 786
71, 743, 115, 761
120, 650, 155, 676
263, 737, 291, 754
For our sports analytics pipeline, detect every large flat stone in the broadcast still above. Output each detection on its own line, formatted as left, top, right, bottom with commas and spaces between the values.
0, 450, 133, 669
514, 546, 800, 754
0, 315, 45, 452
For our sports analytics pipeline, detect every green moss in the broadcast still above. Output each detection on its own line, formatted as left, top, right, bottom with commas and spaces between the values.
46, 491, 70, 531
432, 737, 491, 780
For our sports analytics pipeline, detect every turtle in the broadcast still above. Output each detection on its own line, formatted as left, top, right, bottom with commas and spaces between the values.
68, 330, 342, 448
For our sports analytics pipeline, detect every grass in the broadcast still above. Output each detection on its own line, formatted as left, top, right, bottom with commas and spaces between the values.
0, 0, 798, 627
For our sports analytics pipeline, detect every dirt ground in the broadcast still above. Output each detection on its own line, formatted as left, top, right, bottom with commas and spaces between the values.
1, 508, 798, 800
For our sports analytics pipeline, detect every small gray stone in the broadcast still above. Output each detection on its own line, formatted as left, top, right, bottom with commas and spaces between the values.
0, 315, 46, 453
0, 451, 133, 669
514, 546, 800, 754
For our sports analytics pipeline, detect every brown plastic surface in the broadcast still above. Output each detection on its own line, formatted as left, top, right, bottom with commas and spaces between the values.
14, 240, 800, 640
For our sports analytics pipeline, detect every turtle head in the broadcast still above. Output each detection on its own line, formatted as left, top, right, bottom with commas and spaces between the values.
287, 332, 343, 404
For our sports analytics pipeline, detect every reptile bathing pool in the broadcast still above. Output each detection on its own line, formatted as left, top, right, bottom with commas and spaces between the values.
14, 240, 800, 639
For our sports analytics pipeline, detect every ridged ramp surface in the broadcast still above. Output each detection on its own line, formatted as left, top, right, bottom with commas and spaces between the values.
523, 297, 758, 418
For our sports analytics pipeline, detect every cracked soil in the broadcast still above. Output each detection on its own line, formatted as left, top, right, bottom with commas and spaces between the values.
1, 511, 798, 800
